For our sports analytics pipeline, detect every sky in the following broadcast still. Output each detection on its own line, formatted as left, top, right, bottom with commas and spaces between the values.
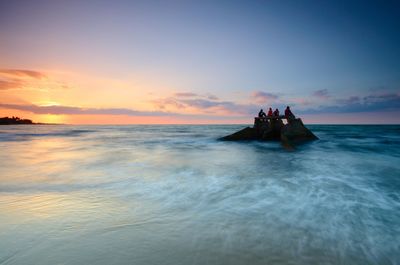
0, 0, 399, 124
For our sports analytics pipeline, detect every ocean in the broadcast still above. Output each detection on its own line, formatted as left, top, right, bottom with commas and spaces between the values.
0, 124, 399, 265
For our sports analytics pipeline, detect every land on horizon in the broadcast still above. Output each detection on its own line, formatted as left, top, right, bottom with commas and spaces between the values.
0, 116, 34, 125
0, 116, 57, 125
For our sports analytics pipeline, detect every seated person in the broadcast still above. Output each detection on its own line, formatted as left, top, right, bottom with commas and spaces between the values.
285, 106, 295, 119
273, 108, 279, 117
267, 108, 273, 116
258, 109, 266, 118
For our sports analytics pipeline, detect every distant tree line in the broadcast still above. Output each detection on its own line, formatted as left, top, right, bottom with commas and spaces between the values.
0, 116, 33, 125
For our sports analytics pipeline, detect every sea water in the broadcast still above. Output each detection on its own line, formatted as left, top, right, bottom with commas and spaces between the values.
0, 125, 399, 265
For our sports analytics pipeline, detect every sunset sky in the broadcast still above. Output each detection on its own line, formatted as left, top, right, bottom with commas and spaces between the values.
1, 0, 399, 124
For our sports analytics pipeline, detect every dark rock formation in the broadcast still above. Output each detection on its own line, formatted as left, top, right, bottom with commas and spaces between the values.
281, 118, 318, 145
261, 119, 284, 140
220, 116, 318, 145
220, 127, 257, 141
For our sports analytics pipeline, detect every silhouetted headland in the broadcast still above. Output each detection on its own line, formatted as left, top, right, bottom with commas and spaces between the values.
0, 116, 36, 125
220, 111, 318, 146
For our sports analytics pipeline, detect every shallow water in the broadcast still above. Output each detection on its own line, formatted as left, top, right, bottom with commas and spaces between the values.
0, 124, 399, 265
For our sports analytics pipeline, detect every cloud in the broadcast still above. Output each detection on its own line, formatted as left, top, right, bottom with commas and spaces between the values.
153, 97, 187, 110
0, 69, 71, 91
186, 99, 235, 112
363, 93, 399, 104
174, 92, 198, 97
173, 92, 219, 101
0, 103, 177, 116
300, 92, 400, 114
336, 93, 400, 112
207, 94, 219, 100
0, 69, 47, 90
179, 99, 222, 108
290, 98, 313, 106
153, 92, 257, 116
0, 79, 25, 90
0, 102, 256, 122
154, 92, 239, 114
251, 91, 279, 104
313, 89, 330, 99
0, 69, 46, 79
180, 98, 258, 115
155, 89, 400, 118
336, 96, 360, 105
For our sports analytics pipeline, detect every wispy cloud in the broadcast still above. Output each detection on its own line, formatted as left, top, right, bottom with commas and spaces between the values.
207, 94, 219, 100
312, 89, 330, 99
336, 96, 360, 105
0, 69, 69, 91
174, 92, 198, 97
153, 93, 256, 116
173, 92, 219, 100
0, 69, 47, 79
251, 91, 279, 104
0, 103, 176, 116
179, 98, 249, 114
0, 102, 254, 121
300, 92, 400, 114
154, 97, 187, 110
0, 79, 25, 90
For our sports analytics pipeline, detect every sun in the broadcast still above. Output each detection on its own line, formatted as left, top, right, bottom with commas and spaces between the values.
37, 101, 61, 107
40, 114, 65, 124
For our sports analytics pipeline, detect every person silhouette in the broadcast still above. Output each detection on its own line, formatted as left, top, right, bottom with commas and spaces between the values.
285, 106, 295, 120
267, 108, 273, 116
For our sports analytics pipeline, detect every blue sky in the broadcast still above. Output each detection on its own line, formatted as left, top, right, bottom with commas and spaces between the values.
0, 0, 399, 123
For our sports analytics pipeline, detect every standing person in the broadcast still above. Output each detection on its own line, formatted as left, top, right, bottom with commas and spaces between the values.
285, 106, 295, 119
267, 107, 273, 117
273, 108, 279, 117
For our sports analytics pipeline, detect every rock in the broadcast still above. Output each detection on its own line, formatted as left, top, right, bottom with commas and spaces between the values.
219, 127, 257, 141
262, 119, 284, 140
220, 116, 318, 146
280, 118, 318, 144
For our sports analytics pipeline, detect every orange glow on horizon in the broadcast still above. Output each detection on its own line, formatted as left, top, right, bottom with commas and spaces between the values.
62, 115, 250, 125
41, 114, 66, 124
1, 69, 399, 125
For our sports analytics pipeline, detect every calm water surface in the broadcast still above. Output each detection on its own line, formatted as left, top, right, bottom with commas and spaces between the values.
0, 125, 399, 265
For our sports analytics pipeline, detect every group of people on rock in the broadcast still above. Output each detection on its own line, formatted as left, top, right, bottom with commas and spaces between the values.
258, 106, 295, 119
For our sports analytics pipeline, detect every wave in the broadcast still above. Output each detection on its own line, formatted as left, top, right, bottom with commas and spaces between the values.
0, 124, 399, 264
0, 128, 97, 141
